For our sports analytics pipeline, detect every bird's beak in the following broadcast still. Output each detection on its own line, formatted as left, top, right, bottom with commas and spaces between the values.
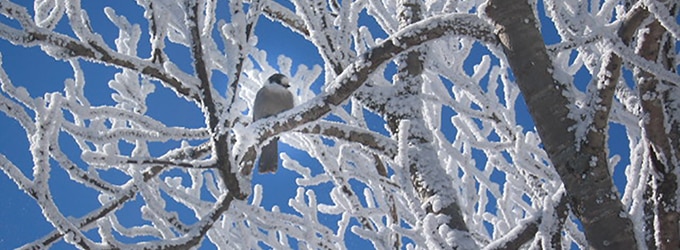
280, 78, 291, 88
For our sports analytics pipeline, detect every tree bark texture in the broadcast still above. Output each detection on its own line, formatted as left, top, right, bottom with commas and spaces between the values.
636, 10, 680, 249
485, 0, 638, 248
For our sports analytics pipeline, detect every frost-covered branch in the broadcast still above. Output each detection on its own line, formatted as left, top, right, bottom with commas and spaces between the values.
225, 0, 262, 120
0, 0, 200, 101
574, 0, 647, 172
259, 0, 309, 37
186, 0, 219, 131
483, 216, 540, 250
48, 138, 122, 195
486, 0, 638, 248
2, 0, 675, 248
132, 193, 236, 250
484, 189, 568, 249
292, 0, 352, 74
22, 143, 212, 249
239, 13, 496, 168
296, 121, 397, 157
643, 0, 680, 40
0, 153, 37, 199
633, 4, 680, 248
62, 121, 208, 143
0, 90, 34, 133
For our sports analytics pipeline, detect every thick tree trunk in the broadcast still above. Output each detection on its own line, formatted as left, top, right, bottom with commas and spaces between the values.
485, 0, 638, 248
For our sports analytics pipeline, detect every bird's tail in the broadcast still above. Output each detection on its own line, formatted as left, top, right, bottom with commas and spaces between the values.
258, 138, 279, 173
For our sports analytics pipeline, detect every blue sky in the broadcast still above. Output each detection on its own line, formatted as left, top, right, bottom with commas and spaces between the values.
0, 1, 636, 249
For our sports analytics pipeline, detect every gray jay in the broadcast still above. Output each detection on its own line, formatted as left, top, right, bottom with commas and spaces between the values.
253, 73, 295, 173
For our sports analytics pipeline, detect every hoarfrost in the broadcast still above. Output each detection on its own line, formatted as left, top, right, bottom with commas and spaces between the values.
0, 0, 677, 249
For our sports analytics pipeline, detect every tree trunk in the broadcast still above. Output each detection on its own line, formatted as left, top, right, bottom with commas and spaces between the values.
485, 0, 638, 248
385, 0, 475, 248
636, 16, 680, 250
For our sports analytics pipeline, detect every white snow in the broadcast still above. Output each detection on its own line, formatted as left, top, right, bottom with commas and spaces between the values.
0, 0, 677, 249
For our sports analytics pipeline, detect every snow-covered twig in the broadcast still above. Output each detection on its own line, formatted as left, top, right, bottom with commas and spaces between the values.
260, 0, 310, 37
21, 143, 212, 249
0, 1, 201, 101
240, 13, 497, 169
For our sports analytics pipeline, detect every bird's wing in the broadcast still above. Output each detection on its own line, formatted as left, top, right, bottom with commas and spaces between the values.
253, 85, 295, 120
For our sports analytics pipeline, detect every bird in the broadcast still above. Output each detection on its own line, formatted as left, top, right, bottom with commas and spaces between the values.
252, 73, 295, 173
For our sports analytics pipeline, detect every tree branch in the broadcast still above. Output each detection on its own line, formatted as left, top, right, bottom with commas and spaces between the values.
259, 0, 310, 37
22, 143, 212, 249
187, 0, 218, 132
139, 0, 166, 64
132, 193, 235, 250
635, 3, 680, 247
484, 216, 540, 250
293, 0, 351, 74
238, 13, 496, 171
485, 0, 638, 248
49, 143, 123, 194
295, 121, 397, 157
0, 92, 34, 134
485, 192, 568, 250
225, 0, 262, 124
0, 153, 38, 200
0, 1, 200, 102
584, 5, 647, 138
184, 0, 245, 200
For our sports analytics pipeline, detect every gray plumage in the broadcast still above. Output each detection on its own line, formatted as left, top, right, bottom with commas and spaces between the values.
253, 73, 295, 173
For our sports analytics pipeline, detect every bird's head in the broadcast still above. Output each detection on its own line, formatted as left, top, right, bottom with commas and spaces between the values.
268, 73, 290, 88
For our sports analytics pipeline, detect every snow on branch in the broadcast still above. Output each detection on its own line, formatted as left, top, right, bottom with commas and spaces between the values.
296, 121, 398, 157
130, 192, 236, 250
0, 53, 37, 114
483, 215, 540, 250
21, 143, 212, 249
610, 38, 680, 85
259, 0, 310, 37
48, 138, 123, 195
643, 0, 680, 40
81, 151, 215, 169
237, 13, 497, 171
62, 121, 209, 144
186, 0, 222, 131
0, 153, 36, 198
0, 0, 201, 102
5, 0, 670, 248
0, 88, 34, 134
